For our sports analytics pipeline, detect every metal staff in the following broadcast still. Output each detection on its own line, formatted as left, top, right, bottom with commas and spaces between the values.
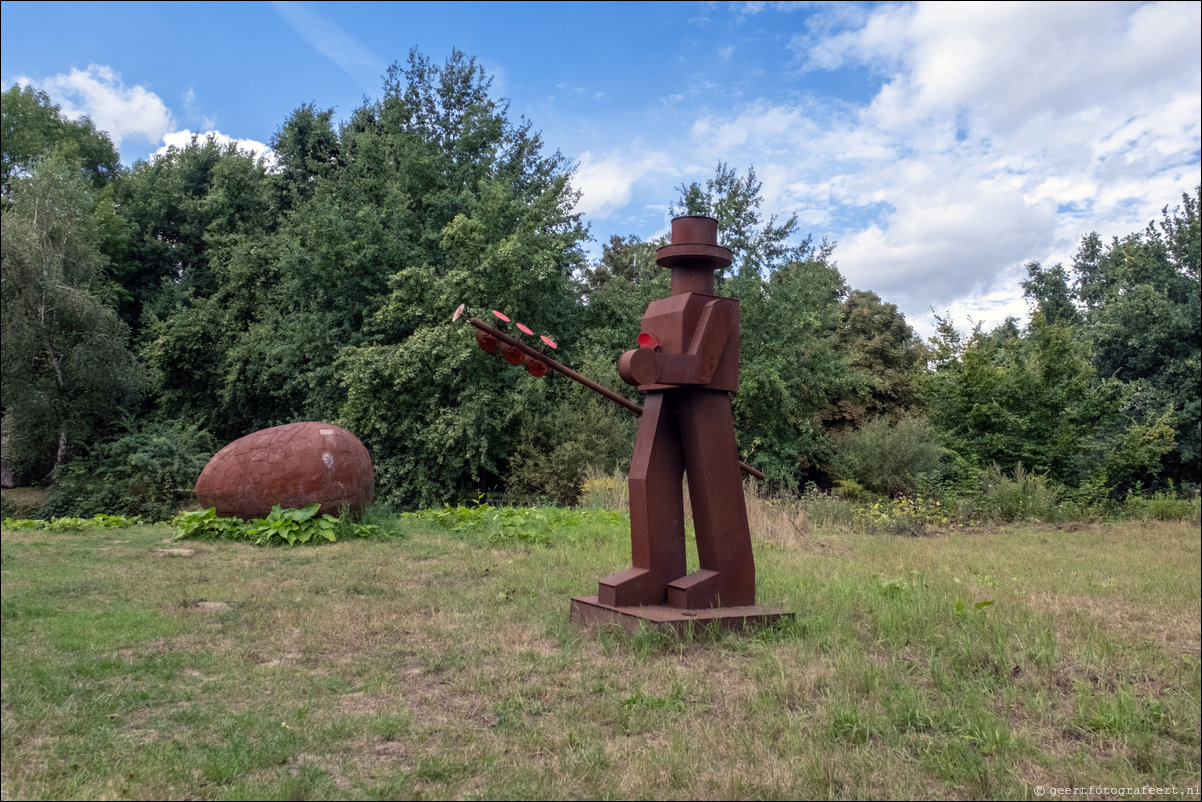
467, 316, 766, 481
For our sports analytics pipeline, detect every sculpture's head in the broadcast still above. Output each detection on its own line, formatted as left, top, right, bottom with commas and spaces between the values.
656, 216, 732, 295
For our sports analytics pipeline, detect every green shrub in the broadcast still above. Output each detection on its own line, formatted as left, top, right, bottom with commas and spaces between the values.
2, 514, 141, 531
832, 416, 945, 497
505, 398, 636, 505
977, 463, 1062, 522
1122, 486, 1202, 523
38, 421, 216, 520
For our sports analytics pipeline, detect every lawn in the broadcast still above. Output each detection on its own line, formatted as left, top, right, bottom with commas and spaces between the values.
2, 513, 1199, 800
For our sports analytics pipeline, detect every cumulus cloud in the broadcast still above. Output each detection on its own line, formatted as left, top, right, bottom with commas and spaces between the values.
574, 149, 673, 220
746, 0, 1202, 335
30, 64, 175, 151
15, 65, 276, 168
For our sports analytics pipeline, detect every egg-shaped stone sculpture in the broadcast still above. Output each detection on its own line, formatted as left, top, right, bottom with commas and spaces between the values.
194, 422, 374, 519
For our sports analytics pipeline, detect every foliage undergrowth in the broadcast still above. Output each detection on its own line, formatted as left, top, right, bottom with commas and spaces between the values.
580, 464, 1200, 539
171, 504, 393, 546
1, 513, 141, 531
35, 421, 217, 521
402, 498, 623, 545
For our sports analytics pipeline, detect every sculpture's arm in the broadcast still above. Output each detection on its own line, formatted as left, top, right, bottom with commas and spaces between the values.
619, 300, 732, 387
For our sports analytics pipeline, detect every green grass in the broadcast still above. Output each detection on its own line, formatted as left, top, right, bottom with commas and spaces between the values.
2, 514, 1199, 800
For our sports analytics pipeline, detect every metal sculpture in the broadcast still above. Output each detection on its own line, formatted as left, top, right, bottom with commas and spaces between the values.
194, 422, 374, 519
596, 216, 755, 609
461, 215, 789, 632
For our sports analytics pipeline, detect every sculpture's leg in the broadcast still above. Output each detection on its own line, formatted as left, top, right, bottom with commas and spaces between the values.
669, 389, 755, 608
598, 392, 686, 606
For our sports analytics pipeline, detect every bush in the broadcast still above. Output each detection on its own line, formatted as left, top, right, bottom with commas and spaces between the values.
37, 421, 216, 520
976, 463, 1062, 523
1122, 486, 1202, 523
505, 398, 635, 505
832, 415, 945, 497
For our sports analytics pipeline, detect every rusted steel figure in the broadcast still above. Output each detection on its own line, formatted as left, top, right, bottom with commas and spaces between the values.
597, 216, 756, 609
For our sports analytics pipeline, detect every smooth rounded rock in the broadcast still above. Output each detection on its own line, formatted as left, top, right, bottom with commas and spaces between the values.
194, 422, 374, 519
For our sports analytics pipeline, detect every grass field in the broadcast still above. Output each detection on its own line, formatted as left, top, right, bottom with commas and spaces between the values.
2, 512, 1199, 800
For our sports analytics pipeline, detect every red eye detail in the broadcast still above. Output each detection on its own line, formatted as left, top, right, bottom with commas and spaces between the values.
637, 332, 660, 349
516, 322, 534, 335
526, 360, 549, 378
491, 310, 510, 322
540, 335, 558, 349
503, 345, 524, 365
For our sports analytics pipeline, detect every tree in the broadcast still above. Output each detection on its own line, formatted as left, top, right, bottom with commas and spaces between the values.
1, 152, 143, 477
1070, 190, 1200, 486
110, 135, 274, 331
822, 290, 926, 429
332, 50, 588, 506
1021, 261, 1081, 327
919, 311, 1173, 493
735, 256, 858, 488
270, 103, 340, 211
1, 85, 120, 199
110, 136, 278, 440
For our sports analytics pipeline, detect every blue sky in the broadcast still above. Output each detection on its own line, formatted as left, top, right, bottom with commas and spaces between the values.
3, 1, 1199, 336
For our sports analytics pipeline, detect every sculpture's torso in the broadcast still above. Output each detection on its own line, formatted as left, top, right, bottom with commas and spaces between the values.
632, 293, 740, 393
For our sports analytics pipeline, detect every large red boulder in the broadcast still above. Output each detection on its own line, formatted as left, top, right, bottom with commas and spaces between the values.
194, 422, 374, 519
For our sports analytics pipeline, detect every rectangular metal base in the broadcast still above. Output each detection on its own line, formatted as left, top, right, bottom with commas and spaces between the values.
570, 595, 793, 635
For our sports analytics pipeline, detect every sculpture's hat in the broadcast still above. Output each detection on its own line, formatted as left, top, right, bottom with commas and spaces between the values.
657, 215, 732, 270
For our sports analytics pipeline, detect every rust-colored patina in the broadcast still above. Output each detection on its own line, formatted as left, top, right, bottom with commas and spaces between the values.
194, 422, 374, 519
593, 216, 757, 610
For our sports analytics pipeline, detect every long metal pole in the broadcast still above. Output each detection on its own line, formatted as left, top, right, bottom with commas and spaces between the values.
468, 317, 766, 480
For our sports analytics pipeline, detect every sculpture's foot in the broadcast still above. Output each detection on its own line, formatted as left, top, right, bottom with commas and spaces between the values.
598, 567, 666, 607
666, 569, 721, 609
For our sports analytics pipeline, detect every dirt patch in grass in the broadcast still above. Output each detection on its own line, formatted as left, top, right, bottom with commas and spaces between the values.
148, 547, 196, 557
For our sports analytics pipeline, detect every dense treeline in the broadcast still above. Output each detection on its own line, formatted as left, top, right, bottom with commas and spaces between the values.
2, 51, 1198, 519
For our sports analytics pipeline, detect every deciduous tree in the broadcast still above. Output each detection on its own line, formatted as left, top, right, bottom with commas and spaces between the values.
1, 152, 143, 477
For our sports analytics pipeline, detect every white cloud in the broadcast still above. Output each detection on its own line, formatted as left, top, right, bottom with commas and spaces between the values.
574, 149, 672, 220
676, 1, 1201, 338
30, 64, 175, 151
14, 65, 276, 168
835, 181, 1058, 310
